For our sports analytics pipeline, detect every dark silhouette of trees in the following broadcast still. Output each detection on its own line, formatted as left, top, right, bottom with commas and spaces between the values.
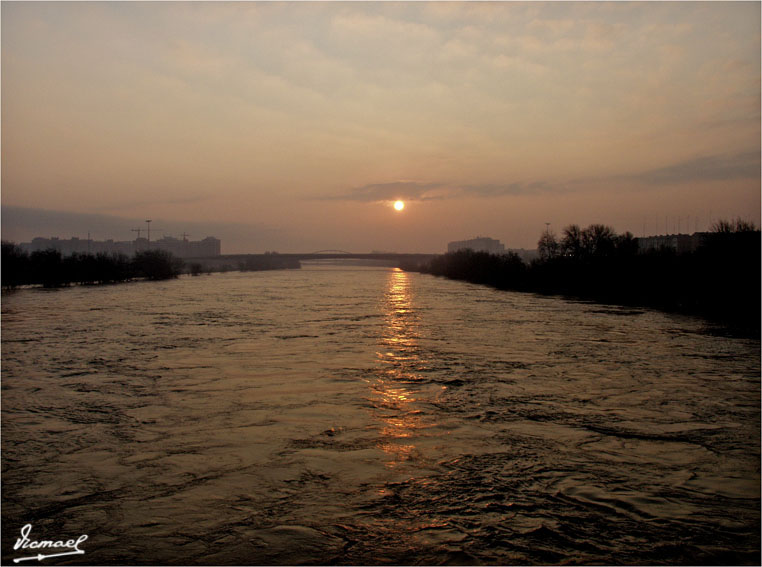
97, 253, 133, 283
132, 250, 184, 281
426, 249, 527, 290
58, 252, 133, 285
561, 224, 584, 258
615, 231, 638, 256
30, 249, 65, 288
418, 220, 760, 334
2, 243, 305, 289
550, 223, 636, 259
582, 224, 617, 257
710, 217, 756, 233
687, 218, 760, 326
537, 230, 560, 260
2, 242, 30, 289
2, 243, 184, 288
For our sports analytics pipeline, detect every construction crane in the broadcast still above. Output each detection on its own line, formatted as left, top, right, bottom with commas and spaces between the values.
143, 220, 166, 242
131, 228, 143, 240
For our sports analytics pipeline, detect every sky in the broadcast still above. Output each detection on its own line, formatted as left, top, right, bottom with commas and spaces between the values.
2, 1, 760, 254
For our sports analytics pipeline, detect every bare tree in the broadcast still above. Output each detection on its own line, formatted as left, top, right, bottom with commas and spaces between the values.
538, 230, 560, 260
711, 218, 757, 233
561, 224, 584, 258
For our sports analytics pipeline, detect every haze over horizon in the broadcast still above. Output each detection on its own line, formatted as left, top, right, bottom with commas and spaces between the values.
2, 1, 760, 254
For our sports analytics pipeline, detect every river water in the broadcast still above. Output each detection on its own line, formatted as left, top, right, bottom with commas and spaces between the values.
2, 266, 759, 565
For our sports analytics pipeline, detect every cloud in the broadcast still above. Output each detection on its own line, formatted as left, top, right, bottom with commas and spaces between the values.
490, 54, 548, 75
330, 150, 760, 204
327, 181, 445, 202
460, 182, 556, 197
626, 151, 760, 185
331, 11, 439, 45
328, 180, 559, 202
527, 18, 575, 35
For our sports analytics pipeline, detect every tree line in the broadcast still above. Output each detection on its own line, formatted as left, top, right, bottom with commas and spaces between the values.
537, 223, 638, 260
414, 219, 760, 333
1, 245, 185, 289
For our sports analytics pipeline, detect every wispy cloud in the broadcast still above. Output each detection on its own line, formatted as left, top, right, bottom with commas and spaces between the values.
624, 151, 760, 185
325, 181, 445, 202
327, 180, 559, 202
461, 181, 556, 197
330, 150, 760, 204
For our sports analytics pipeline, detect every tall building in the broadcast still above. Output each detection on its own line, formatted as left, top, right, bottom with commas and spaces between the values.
447, 236, 506, 254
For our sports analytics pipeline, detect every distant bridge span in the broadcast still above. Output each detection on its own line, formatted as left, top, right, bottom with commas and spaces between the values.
283, 252, 438, 262
185, 252, 439, 269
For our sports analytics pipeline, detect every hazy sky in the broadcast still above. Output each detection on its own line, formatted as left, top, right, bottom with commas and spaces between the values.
2, 1, 760, 253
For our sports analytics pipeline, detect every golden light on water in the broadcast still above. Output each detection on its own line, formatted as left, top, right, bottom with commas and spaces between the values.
371, 268, 443, 471
393, 200, 405, 211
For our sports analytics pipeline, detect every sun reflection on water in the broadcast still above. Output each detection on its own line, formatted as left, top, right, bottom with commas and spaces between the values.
372, 268, 438, 470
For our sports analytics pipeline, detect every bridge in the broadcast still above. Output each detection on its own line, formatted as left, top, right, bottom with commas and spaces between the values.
282, 252, 438, 262
184, 252, 440, 271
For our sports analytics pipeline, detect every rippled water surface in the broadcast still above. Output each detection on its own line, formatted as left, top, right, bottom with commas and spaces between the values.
2, 267, 760, 565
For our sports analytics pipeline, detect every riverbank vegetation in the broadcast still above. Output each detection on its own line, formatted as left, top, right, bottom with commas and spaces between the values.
1, 245, 185, 288
415, 220, 760, 333
1, 245, 304, 290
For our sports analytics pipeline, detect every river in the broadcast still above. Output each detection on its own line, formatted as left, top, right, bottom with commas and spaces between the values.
2, 266, 759, 565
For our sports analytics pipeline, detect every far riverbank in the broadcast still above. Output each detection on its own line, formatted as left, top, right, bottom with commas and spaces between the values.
405, 223, 760, 336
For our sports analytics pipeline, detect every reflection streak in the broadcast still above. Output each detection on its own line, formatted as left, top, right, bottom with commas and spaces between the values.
372, 269, 436, 470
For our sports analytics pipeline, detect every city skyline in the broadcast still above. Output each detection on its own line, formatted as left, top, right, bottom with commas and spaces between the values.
3, 203, 737, 256
2, 1, 760, 253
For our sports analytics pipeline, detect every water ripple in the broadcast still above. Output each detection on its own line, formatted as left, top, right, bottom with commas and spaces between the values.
2, 267, 759, 564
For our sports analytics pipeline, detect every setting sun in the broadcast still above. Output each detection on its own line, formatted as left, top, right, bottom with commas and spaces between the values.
393, 200, 405, 211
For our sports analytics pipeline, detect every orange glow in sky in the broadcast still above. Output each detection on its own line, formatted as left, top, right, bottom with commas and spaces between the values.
1, 2, 759, 253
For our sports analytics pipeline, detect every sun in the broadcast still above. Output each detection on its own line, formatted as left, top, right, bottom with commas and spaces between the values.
393, 200, 405, 211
